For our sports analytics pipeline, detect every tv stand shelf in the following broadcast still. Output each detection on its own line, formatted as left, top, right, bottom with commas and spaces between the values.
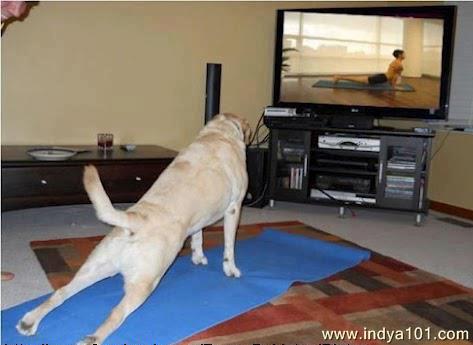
266, 125, 434, 225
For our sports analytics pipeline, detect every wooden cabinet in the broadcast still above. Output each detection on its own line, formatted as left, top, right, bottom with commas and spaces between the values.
1, 145, 176, 211
266, 126, 434, 225
376, 136, 429, 211
269, 129, 311, 202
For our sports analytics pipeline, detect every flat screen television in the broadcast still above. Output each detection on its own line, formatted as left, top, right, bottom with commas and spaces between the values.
273, 6, 456, 120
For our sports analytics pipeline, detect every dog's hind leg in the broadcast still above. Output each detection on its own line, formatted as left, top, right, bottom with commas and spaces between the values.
77, 276, 156, 345
16, 241, 119, 337
191, 230, 208, 265
222, 203, 242, 278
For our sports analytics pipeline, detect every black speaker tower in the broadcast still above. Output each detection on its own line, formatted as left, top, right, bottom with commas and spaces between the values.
204, 63, 222, 124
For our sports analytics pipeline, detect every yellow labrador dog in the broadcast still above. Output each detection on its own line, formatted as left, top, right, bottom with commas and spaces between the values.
17, 113, 251, 345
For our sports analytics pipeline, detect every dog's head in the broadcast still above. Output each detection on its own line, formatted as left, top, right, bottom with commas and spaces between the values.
221, 113, 252, 145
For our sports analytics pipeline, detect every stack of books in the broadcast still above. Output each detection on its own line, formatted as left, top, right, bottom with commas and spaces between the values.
385, 175, 415, 199
387, 147, 417, 172
289, 165, 304, 190
387, 157, 416, 171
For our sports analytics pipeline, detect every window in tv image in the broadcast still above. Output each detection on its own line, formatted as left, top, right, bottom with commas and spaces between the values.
280, 12, 444, 109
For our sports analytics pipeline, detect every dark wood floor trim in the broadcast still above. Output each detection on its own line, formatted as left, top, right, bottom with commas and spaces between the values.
430, 201, 473, 221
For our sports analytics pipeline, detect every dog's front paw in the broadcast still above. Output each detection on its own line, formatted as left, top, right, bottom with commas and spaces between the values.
223, 261, 241, 278
191, 253, 208, 266
16, 317, 39, 336
77, 335, 100, 345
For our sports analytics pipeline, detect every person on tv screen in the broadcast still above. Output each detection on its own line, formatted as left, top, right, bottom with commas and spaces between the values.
334, 49, 406, 90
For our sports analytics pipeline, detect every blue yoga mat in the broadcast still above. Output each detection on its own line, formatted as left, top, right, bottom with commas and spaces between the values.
2, 229, 370, 345
313, 79, 415, 92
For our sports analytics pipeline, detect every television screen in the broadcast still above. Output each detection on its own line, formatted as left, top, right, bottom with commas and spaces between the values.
273, 6, 456, 119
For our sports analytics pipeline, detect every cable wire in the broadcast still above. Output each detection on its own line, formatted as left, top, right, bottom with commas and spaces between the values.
430, 129, 452, 160
249, 111, 265, 145
315, 188, 356, 217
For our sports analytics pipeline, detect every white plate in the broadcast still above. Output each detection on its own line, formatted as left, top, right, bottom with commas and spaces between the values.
27, 148, 77, 161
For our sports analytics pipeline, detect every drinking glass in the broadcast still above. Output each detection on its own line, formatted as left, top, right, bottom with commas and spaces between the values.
97, 133, 114, 151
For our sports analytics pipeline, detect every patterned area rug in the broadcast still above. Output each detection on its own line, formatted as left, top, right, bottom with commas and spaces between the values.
30, 221, 473, 345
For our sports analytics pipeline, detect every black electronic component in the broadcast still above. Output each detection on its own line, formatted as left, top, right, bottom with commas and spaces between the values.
204, 63, 222, 124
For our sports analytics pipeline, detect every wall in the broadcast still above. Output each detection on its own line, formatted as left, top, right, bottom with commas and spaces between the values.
2, 1, 364, 149
2, 1, 472, 211
286, 14, 405, 76
429, 130, 473, 211
421, 19, 443, 78
402, 18, 423, 78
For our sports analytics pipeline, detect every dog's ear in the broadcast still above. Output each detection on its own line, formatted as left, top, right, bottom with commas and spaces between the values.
242, 121, 252, 145
223, 113, 251, 145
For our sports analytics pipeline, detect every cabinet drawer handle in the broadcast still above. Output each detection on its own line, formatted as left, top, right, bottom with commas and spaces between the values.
378, 162, 383, 184
40, 179, 48, 185
303, 154, 308, 177
135, 176, 142, 181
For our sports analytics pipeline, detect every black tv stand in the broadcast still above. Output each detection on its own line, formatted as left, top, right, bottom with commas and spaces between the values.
265, 121, 434, 225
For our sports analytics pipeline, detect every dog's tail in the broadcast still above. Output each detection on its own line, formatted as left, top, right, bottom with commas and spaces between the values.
83, 165, 143, 230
